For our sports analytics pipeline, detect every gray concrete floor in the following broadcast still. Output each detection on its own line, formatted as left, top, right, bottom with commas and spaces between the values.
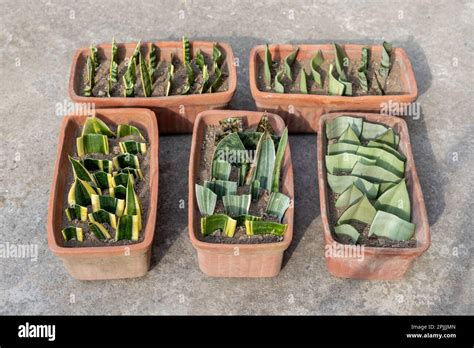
0, 0, 473, 315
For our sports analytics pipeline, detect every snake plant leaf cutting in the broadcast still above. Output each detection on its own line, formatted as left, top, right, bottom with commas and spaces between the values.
88, 221, 112, 240
311, 50, 324, 87
358, 47, 370, 93
209, 64, 223, 93
325, 115, 416, 245
333, 43, 352, 95
245, 220, 287, 236
182, 36, 191, 64
61, 116, 149, 244
223, 194, 251, 217
84, 56, 95, 97
90, 45, 99, 68
195, 115, 291, 242
338, 126, 361, 145
274, 70, 285, 93
195, 184, 217, 216
379, 41, 392, 77
201, 214, 237, 237
65, 204, 88, 222
337, 195, 376, 225
283, 48, 299, 81
328, 64, 345, 96
299, 68, 308, 94
107, 38, 118, 97
335, 183, 364, 208
374, 180, 411, 221
61, 226, 83, 242
148, 43, 157, 80
139, 51, 152, 97
368, 210, 415, 241
76, 134, 109, 156
271, 127, 288, 192
123, 55, 137, 97
116, 214, 141, 241
117, 124, 145, 140
264, 43, 273, 86
89, 209, 117, 229
82, 116, 115, 137
165, 57, 174, 96
119, 141, 147, 155
212, 42, 223, 68
266, 192, 290, 222
195, 49, 205, 71
334, 224, 360, 243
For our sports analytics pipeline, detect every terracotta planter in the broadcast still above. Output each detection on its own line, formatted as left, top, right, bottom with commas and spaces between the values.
317, 112, 430, 280
188, 110, 294, 277
47, 108, 159, 280
249, 44, 418, 133
69, 41, 237, 134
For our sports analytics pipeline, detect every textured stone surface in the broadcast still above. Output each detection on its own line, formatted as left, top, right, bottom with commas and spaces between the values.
0, 0, 472, 315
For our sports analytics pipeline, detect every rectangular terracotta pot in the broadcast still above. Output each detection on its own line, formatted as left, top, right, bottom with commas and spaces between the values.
188, 110, 294, 277
317, 112, 430, 280
47, 108, 159, 280
69, 41, 237, 134
249, 44, 418, 133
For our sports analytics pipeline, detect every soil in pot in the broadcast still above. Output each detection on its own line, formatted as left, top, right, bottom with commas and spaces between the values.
80, 38, 229, 98
324, 115, 417, 248
195, 116, 291, 244
257, 42, 404, 96
61, 117, 150, 247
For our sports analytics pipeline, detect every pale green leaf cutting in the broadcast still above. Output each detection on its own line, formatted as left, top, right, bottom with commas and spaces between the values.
310, 50, 324, 88
213, 132, 246, 165
211, 159, 231, 181
325, 116, 363, 139
358, 47, 370, 93
338, 126, 360, 145
368, 210, 415, 241
367, 140, 406, 162
212, 42, 223, 68
283, 48, 299, 81
204, 180, 237, 198
328, 64, 345, 96
337, 195, 376, 225
253, 132, 276, 191
374, 128, 399, 148
209, 63, 223, 92
271, 127, 288, 192
223, 194, 251, 217
84, 56, 95, 97
299, 68, 308, 94
325, 153, 374, 174
356, 145, 405, 177
327, 142, 359, 155
361, 121, 389, 140
334, 43, 348, 80
274, 70, 285, 93
195, 184, 217, 216
379, 41, 392, 77
264, 43, 272, 86
374, 180, 411, 221
334, 224, 360, 243
335, 183, 364, 208
266, 192, 290, 222
327, 173, 380, 199
351, 161, 402, 183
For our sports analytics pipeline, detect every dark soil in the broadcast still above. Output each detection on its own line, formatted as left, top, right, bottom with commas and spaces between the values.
197, 123, 285, 244
257, 53, 405, 96
81, 48, 229, 97
62, 123, 150, 247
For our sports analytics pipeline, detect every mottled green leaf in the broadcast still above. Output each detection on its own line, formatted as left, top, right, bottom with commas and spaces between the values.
223, 194, 251, 217
368, 210, 415, 241
139, 51, 152, 97
204, 180, 237, 199
266, 192, 290, 222
358, 47, 370, 93
374, 180, 411, 221
379, 41, 392, 77
195, 184, 217, 216
211, 159, 231, 181
201, 214, 236, 237
337, 195, 376, 225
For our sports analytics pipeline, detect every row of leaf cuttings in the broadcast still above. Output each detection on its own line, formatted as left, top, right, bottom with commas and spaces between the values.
325, 115, 415, 244
62, 117, 148, 243
263, 41, 393, 96
196, 115, 291, 238
84, 37, 226, 97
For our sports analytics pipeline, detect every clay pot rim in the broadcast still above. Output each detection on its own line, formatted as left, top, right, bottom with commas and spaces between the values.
317, 112, 430, 256
68, 41, 237, 106
188, 109, 294, 252
47, 108, 159, 257
249, 44, 418, 103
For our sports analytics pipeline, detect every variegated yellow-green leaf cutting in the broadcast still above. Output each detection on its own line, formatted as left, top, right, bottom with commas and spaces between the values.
107, 38, 118, 97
